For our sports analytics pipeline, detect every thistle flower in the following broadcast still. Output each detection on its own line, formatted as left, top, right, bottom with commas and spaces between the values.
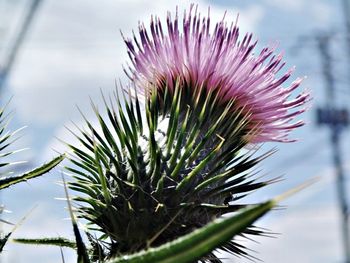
61, 5, 310, 263
123, 5, 310, 143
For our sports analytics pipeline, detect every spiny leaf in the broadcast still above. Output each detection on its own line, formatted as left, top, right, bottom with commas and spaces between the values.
62, 175, 90, 263
0, 206, 37, 253
0, 154, 65, 190
107, 199, 276, 263
13, 237, 76, 249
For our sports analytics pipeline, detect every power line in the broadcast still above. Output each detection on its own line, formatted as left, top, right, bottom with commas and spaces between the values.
0, 0, 43, 95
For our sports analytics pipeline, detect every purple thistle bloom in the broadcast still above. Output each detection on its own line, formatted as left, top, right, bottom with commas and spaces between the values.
123, 5, 310, 143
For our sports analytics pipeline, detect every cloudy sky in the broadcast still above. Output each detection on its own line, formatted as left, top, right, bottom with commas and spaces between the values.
1, 0, 350, 262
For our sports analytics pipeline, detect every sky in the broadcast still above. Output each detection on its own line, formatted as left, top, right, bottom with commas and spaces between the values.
0, 0, 350, 262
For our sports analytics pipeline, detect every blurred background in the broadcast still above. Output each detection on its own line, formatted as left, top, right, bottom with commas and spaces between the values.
0, 0, 349, 262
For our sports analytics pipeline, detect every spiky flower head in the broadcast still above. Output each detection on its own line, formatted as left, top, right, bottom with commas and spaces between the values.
65, 5, 310, 263
123, 5, 310, 143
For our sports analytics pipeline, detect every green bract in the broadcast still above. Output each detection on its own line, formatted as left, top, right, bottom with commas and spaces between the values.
63, 82, 275, 262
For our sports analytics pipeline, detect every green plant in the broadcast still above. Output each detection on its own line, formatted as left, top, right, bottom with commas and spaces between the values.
0, 102, 64, 253
13, 5, 309, 262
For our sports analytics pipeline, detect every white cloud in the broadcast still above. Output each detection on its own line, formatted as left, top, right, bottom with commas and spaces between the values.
310, 1, 333, 24
247, 205, 343, 263
0, 202, 76, 263
264, 0, 304, 11
41, 118, 96, 162
263, 0, 333, 23
7, 0, 264, 126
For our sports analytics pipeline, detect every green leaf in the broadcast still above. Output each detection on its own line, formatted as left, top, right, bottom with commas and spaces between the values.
0, 206, 37, 253
62, 175, 90, 263
13, 237, 76, 249
0, 154, 65, 190
107, 199, 276, 263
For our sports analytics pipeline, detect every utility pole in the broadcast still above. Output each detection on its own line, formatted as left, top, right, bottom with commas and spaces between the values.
316, 32, 350, 263
341, 0, 350, 82
0, 0, 43, 94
